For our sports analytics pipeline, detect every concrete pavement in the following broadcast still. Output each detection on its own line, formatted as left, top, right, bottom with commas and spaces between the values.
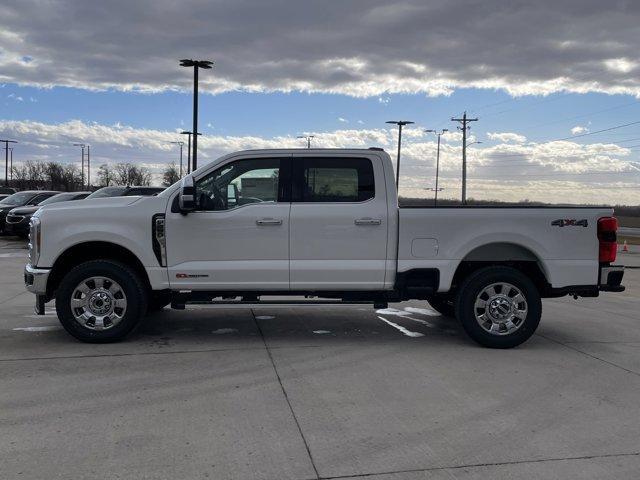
1, 236, 639, 479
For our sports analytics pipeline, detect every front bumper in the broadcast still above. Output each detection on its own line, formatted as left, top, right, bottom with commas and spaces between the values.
599, 265, 625, 292
24, 263, 50, 295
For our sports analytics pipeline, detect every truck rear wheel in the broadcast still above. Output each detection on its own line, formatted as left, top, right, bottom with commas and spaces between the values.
455, 266, 541, 349
55, 260, 147, 343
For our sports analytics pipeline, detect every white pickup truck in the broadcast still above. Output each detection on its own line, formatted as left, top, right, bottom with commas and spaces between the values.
24, 148, 625, 348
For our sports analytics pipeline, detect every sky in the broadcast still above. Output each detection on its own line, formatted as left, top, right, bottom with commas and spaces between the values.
1, 0, 639, 205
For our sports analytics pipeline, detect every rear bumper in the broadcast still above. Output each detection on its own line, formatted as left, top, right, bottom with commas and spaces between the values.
599, 265, 625, 292
24, 263, 50, 296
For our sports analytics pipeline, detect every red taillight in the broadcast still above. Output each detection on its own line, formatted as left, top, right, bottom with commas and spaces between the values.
598, 217, 618, 263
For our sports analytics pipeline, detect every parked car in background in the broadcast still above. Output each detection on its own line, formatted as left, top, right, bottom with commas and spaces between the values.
0, 190, 60, 234
0, 194, 11, 202
5, 191, 91, 238
86, 186, 165, 199
0, 187, 17, 195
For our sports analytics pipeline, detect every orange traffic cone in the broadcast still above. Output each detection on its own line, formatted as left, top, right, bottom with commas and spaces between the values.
622, 240, 629, 253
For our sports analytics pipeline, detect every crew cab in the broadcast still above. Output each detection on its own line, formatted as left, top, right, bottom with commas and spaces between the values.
24, 149, 624, 348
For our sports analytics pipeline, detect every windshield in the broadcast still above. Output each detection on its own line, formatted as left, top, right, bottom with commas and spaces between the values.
86, 187, 127, 199
38, 193, 78, 205
0, 191, 34, 206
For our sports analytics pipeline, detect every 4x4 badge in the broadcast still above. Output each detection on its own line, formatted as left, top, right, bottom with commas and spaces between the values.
551, 219, 588, 227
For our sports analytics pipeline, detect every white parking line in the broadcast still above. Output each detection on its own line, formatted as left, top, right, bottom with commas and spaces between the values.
211, 328, 238, 334
13, 326, 62, 332
377, 316, 424, 337
403, 306, 439, 316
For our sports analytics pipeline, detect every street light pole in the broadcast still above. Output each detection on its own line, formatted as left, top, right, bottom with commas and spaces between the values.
297, 135, 315, 148
1, 139, 17, 187
180, 59, 213, 171
425, 129, 448, 207
386, 121, 414, 191
181, 130, 202, 174
8, 147, 13, 181
170, 141, 185, 177
86, 145, 91, 189
73, 143, 86, 189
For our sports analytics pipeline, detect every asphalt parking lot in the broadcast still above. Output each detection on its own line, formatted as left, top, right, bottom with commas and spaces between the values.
1, 237, 639, 480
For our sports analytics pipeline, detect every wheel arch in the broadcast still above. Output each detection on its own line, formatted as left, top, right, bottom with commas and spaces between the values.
450, 242, 551, 295
47, 241, 151, 299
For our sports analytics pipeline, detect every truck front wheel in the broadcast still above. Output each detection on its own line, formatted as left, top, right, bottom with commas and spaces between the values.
55, 260, 148, 343
455, 266, 541, 349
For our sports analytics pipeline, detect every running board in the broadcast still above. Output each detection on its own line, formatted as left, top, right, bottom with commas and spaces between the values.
170, 292, 388, 310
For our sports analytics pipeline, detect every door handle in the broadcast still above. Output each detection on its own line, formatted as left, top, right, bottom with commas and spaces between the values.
256, 218, 283, 226
354, 218, 382, 226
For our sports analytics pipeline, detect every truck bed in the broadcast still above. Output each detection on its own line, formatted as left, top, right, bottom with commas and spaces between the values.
398, 206, 613, 292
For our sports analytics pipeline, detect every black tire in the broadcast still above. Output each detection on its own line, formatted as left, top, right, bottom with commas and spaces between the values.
427, 294, 456, 318
55, 260, 148, 343
148, 291, 171, 313
455, 266, 541, 349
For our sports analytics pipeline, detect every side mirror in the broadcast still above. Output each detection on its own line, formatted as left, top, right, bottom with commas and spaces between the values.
178, 175, 196, 212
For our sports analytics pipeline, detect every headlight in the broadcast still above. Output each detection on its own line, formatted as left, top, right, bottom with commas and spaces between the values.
28, 216, 41, 266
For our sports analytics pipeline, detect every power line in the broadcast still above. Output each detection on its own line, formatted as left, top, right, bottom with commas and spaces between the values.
551, 120, 640, 141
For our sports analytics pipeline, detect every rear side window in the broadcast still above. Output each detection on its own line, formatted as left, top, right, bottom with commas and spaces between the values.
294, 158, 374, 202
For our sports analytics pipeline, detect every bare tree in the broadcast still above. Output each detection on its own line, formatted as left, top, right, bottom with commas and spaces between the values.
10, 160, 47, 190
62, 164, 83, 191
97, 164, 114, 187
10, 163, 30, 190
162, 162, 180, 186
114, 163, 152, 186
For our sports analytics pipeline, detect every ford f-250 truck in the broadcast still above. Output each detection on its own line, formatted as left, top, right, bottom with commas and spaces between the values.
24, 148, 625, 348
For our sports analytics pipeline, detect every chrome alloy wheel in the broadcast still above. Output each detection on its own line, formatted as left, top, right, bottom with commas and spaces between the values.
474, 282, 528, 336
70, 276, 127, 331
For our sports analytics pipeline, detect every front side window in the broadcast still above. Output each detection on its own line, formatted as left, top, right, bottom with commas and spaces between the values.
295, 158, 374, 202
32, 193, 56, 205
196, 158, 282, 211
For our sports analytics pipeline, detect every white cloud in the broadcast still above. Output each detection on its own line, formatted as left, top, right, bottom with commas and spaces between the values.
1, 119, 639, 204
338, 117, 348, 123
487, 132, 526, 143
571, 125, 589, 135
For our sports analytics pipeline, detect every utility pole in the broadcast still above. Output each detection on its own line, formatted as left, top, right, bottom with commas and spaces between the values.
181, 130, 202, 174
451, 112, 478, 204
297, 135, 315, 148
1, 140, 17, 186
170, 141, 185, 177
180, 59, 213, 171
425, 129, 448, 206
386, 120, 414, 190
